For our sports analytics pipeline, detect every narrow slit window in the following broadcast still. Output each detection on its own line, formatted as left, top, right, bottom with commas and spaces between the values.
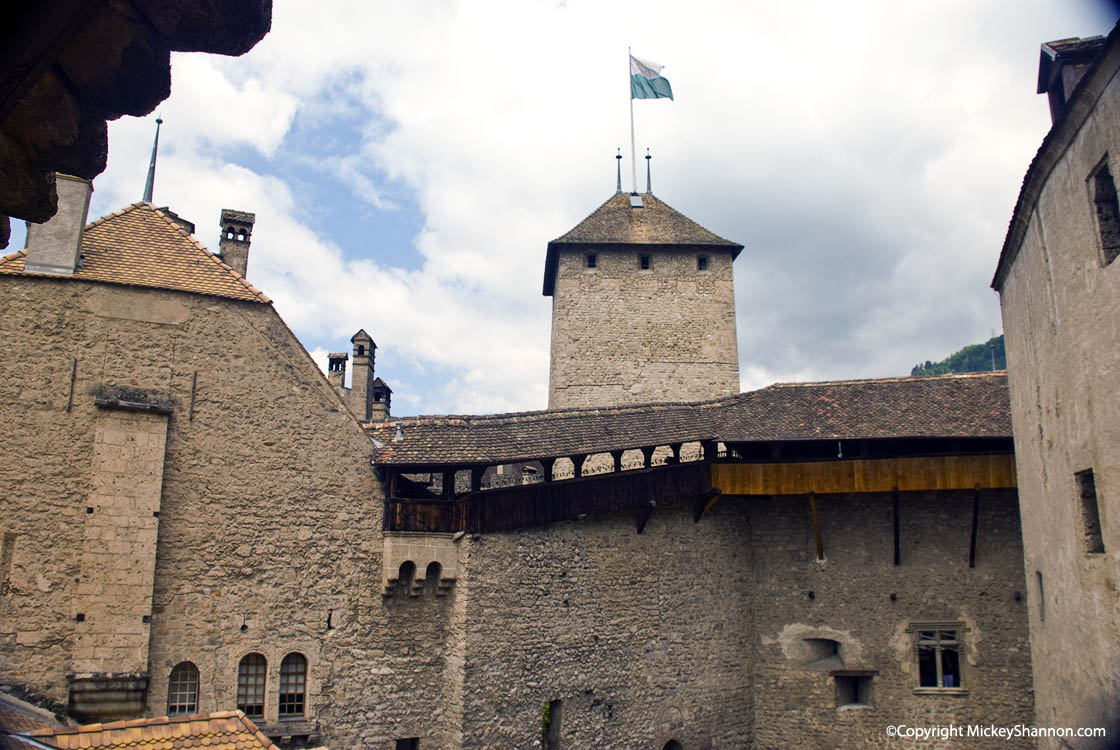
167, 662, 199, 716
586, 253, 597, 268
279, 652, 307, 717
697, 255, 709, 271
1036, 570, 1046, 622
236, 653, 267, 718
1076, 468, 1105, 553
1091, 160, 1120, 265
639, 254, 651, 270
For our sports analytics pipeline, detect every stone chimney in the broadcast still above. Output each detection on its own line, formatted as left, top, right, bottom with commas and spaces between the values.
24, 174, 92, 275
370, 378, 392, 421
218, 208, 255, 278
350, 330, 376, 421
327, 352, 348, 392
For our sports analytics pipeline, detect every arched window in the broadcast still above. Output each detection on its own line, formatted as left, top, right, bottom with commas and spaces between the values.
279, 653, 307, 717
237, 653, 267, 718
663, 741, 683, 750
167, 661, 199, 716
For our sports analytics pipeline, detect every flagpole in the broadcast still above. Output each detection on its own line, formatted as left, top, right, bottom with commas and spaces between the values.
628, 47, 637, 194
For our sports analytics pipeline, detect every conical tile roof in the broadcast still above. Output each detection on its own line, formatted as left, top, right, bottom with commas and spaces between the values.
544, 192, 742, 295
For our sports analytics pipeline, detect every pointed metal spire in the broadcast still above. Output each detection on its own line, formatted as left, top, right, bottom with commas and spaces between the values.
645, 148, 652, 194
615, 148, 623, 193
142, 116, 163, 204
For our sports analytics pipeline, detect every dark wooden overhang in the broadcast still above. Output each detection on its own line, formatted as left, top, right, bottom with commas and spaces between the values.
377, 434, 1016, 535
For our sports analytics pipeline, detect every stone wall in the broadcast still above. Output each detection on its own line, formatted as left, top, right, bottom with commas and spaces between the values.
996, 37, 1120, 747
548, 248, 739, 408
448, 488, 1031, 749
749, 490, 1032, 749
0, 276, 455, 747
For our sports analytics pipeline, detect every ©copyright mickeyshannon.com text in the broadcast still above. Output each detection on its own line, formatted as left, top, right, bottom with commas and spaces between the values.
885, 725, 1107, 740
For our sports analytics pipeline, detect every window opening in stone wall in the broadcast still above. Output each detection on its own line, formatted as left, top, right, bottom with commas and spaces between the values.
697, 255, 708, 271
586, 253, 597, 268
801, 638, 842, 669
1090, 159, 1120, 265
1036, 570, 1046, 622
357, 345, 365, 355
663, 741, 683, 750
1076, 468, 1105, 553
915, 628, 962, 689
833, 672, 874, 707
395, 739, 419, 750
639, 254, 651, 270
167, 662, 199, 716
279, 652, 307, 717
424, 561, 442, 595
397, 560, 417, 596
236, 653, 267, 717
542, 699, 562, 749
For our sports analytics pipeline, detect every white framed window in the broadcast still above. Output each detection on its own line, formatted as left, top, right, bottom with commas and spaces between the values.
910, 623, 967, 692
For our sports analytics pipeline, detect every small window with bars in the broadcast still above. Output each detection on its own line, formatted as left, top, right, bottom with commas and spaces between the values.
279, 653, 307, 717
236, 653, 267, 718
167, 662, 199, 716
914, 626, 964, 690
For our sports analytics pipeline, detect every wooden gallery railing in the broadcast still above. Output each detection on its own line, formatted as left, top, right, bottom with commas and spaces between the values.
384, 460, 712, 534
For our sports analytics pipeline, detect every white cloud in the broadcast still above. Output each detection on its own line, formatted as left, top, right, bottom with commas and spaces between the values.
81, 0, 1115, 414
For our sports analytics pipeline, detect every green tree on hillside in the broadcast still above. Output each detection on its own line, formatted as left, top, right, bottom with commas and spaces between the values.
912, 335, 1005, 376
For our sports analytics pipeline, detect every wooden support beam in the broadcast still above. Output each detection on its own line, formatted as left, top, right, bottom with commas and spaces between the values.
386, 468, 398, 499
640, 446, 655, 468
809, 492, 824, 561
442, 470, 455, 500
540, 457, 556, 483
892, 486, 900, 566
635, 503, 654, 534
969, 485, 980, 568
693, 489, 722, 523
572, 454, 586, 479
470, 467, 484, 493
610, 450, 624, 473
701, 441, 718, 461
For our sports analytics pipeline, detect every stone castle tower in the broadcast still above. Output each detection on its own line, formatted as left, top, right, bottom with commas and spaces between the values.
544, 184, 742, 408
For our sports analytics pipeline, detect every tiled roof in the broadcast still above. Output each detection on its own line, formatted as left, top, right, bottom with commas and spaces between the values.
544, 192, 743, 295
25, 711, 277, 750
0, 691, 64, 750
717, 372, 1011, 442
0, 203, 269, 303
367, 372, 1011, 466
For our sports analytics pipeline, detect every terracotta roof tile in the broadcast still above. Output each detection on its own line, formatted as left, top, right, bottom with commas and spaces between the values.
367, 372, 1011, 466
0, 203, 269, 303
25, 712, 277, 750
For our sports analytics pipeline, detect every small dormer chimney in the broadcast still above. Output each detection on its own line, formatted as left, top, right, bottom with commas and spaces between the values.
24, 174, 92, 276
350, 329, 377, 421
218, 209, 255, 278
370, 378, 392, 421
327, 352, 348, 392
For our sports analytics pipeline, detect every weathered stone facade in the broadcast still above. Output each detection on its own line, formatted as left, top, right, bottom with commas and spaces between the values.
993, 27, 1120, 747
0, 175, 1038, 747
545, 192, 741, 408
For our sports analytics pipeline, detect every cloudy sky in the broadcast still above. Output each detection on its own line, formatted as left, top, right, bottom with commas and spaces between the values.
13, 0, 1118, 415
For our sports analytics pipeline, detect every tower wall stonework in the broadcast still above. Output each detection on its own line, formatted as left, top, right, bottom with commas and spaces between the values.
995, 33, 1120, 744
548, 248, 739, 408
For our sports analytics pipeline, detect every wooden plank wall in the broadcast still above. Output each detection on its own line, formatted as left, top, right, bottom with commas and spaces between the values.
710, 454, 1016, 496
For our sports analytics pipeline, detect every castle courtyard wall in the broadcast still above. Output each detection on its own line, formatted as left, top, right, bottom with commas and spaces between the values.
996, 38, 1120, 746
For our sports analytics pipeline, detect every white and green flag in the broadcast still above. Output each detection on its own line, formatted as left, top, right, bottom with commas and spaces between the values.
630, 55, 674, 100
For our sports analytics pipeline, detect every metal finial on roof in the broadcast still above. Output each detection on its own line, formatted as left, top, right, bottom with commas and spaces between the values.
615, 148, 623, 193
645, 148, 652, 194
142, 116, 163, 204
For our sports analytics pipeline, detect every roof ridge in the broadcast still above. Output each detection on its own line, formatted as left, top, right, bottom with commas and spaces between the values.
145, 205, 271, 303
765, 371, 1008, 389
